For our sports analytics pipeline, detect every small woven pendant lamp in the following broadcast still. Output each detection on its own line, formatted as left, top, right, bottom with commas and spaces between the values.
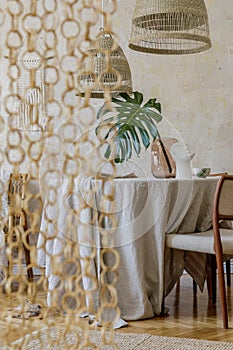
129, 0, 212, 54
77, 28, 133, 98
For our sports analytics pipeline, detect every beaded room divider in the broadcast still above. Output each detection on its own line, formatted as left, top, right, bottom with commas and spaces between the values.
0, 0, 121, 348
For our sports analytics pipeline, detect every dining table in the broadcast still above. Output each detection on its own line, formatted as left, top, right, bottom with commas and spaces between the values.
37, 173, 220, 327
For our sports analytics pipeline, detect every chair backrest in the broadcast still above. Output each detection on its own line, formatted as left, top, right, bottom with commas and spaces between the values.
208, 172, 228, 177
213, 174, 233, 221
8, 173, 30, 209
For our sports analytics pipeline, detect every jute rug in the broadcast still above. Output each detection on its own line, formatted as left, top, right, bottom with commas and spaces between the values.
9, 326, 233, 350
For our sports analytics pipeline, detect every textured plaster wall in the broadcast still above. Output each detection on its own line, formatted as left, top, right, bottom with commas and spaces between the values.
112, 0, 233, 176
0, 1, 232, 177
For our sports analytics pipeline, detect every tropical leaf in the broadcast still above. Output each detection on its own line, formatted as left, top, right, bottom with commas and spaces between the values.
96, 91, 163, 163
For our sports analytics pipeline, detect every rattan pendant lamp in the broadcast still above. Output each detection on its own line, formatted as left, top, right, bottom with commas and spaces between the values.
129, 0, 212, 55
77, 2, 132, 98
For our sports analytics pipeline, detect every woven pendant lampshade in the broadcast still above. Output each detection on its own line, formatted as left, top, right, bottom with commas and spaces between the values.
129, 0, 212, 55
77, 29, 133, 98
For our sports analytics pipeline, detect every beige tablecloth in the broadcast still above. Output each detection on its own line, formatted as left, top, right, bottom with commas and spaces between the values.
37, 176, 219, 325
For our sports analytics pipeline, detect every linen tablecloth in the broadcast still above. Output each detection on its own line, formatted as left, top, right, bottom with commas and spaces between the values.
37, 176, 219, 324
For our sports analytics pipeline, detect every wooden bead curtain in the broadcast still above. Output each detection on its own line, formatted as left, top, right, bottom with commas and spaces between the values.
0, 0, 120, 348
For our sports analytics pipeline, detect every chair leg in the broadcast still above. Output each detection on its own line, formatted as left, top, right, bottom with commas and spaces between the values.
211, 255, 217, 304
193, 279, 197, 296
23, 243, 33, 279
22, 232, 33, 279
206, 272, 212, 300
216, 255, 228, 329
21, 214, 33, 280
226, 260, 231, 287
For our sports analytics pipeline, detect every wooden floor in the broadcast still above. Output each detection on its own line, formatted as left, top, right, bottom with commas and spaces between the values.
1, 273, 233, 345
125, 274, 233, 342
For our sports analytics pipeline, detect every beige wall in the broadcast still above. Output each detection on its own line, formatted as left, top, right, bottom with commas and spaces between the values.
0, 1, 232, 177
112, 0, 233, 176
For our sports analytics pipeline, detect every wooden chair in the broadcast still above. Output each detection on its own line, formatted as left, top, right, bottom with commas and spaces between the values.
165, 174, 233, 329
207, 172, 231, 302
4, 173, 33, 279
192, 172, 232, 303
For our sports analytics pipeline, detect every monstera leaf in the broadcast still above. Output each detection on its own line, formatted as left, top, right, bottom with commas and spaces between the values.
96, 91, 163, 163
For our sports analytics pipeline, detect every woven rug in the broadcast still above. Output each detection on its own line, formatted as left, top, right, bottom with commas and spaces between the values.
10, 327, 233, 349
